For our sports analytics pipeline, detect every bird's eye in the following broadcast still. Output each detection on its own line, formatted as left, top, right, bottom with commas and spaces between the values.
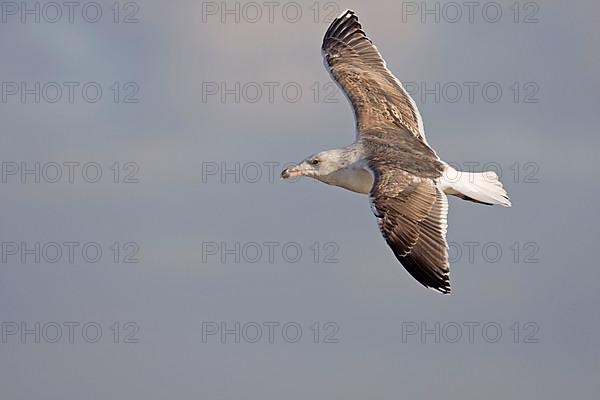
310, 159, 320, 165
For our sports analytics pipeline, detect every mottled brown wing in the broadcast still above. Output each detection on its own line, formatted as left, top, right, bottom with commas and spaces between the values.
322, 10, 426, 141
361, 127, 444, 179
369, 166, 451, 294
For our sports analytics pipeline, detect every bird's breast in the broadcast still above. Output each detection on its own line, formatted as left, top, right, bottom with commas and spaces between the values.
323, 165, 373, 194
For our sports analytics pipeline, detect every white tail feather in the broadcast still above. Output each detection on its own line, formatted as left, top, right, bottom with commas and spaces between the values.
440, 166, 511, 207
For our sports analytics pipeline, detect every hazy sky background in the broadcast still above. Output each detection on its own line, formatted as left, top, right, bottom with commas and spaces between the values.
1, 0, 599, 398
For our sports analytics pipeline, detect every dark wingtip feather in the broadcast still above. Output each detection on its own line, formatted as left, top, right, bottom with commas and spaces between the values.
398, 253, 451, 294
323, 9, 362, 49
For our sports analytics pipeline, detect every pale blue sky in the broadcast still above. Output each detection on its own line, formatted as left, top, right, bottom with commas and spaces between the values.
1, 0, 599, 398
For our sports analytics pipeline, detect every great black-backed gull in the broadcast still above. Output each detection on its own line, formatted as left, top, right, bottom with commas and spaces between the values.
281, 10, 510, 294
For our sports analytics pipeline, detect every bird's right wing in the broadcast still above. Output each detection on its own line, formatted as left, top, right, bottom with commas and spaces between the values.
368, 162, 451, 294
322, 10, 426, 142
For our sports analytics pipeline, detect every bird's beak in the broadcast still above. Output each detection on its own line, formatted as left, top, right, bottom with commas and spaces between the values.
281, 164, 305, 180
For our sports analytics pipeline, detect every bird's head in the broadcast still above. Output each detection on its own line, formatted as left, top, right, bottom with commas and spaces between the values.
281, 150, 345, 181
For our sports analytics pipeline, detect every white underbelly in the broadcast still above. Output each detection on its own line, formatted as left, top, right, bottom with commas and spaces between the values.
324, 166, 373, 194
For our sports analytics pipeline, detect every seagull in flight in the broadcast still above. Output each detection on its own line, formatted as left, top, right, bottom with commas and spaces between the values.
281, 10, 511, 294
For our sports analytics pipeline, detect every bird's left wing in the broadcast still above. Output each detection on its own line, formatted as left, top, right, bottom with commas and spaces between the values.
322, 10, 426, 142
